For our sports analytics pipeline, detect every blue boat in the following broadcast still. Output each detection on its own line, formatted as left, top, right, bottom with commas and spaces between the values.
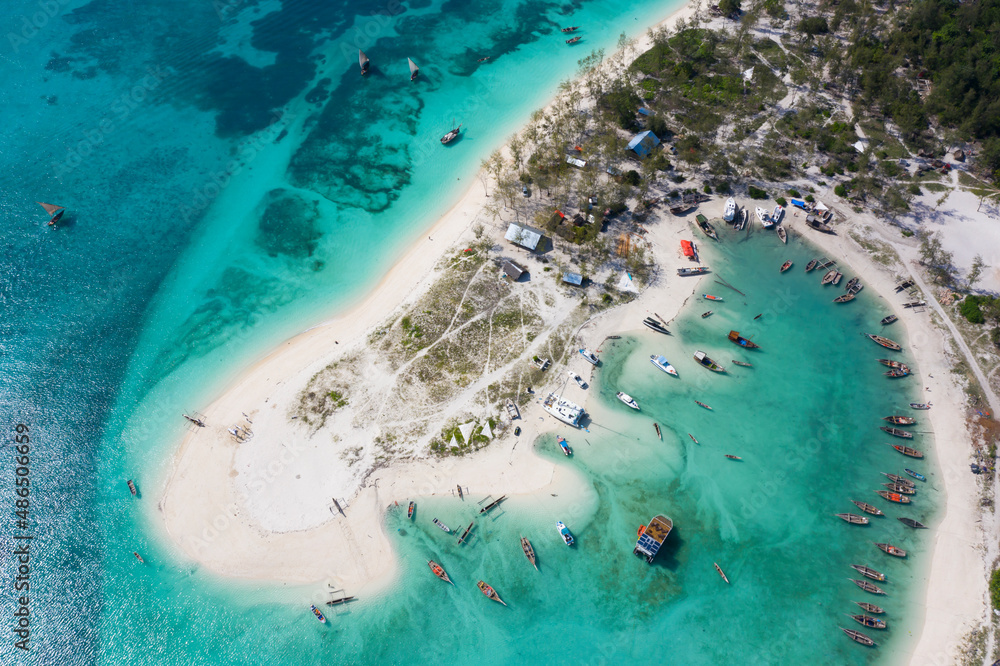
556, 521, 575, 546
904, 468, 926, 481
557, 436, 572, 456
634, 515, 673, 563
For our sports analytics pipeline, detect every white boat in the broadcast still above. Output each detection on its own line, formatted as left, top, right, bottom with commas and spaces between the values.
616, 391, 640, 410
772, 205, 784, 224
756, 207, 774, 229
723, 197, 736, 222
542, 393, 585, 427
557, 521, 575, 546
432, 518, 451, 532
578, 348, 599, 365
568, 370, 586, 388
649, 354, 678, 376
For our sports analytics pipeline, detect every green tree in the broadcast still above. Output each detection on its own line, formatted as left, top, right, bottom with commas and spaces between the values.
719, 0, 741, 17
968, 255, 987, 289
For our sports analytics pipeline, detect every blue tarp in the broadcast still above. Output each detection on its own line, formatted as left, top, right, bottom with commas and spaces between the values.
790, 199, 807, 210
637, 107, 652, 116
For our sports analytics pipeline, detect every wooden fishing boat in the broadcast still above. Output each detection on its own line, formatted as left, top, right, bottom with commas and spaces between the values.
881, 473, 915, 487
852, 500, 884, 516
847, 614, 886, 630
833, 513, 868, 525
643, 317, 669, 334
776, 225, 787, 244
694, 400, 713, 410
836, 513, 869, 525
565, 36, 582, 44
891, 444, 924, 458
883, 482, 915, 495
805, 217, 832, 232
521, 537, 538, 570
732, 360, 753, 367
408, 58, 419, 81
895, 279, 914, 292
845, 277, 859, 291
724, 454, 742, 460
310, 605, 326, 623
701, 310, 713, 318
440, 123, 462, 144
876, 490, 910, 504
875, 542, 907, 558
457, 521, 474, 544
899, 517, 927, 529
616, 392, 640, 410
817, 259, 835, 270
805, 259, 818, 272
634, 515, 673, 563
821, 269, 838, 285
677, 266, 709, 276
38, 201, 66, 226
432, 518, 451, 532
654, 423, 661, 440
877, 358, 907, 369
904, 468, 926, 481
883, 416, 916, 425
881, 426, 913, 439
841, 627, 877, 647
703, 294, 723, 301
832, 272, 843, 285
866, 334, 902, 351
428, 559, 453, 584
849, 578, 884, 594
727, 331, 760, 349
407, 501, 415, 519
133, 551, 144, 564
359, 49, 370, 75
850, 564, 885, 581
694, 351, 726, 372
127, 479, 137, 496
558, 436, 572, 456
903, 301, 926, 308
714, 562, 730, 583
909, 403, 931, 410
696, 214, 719, 241
561, 26, 580, 32
855, 601, 884, 614
780, 260, 792, 272
688, 433, 699, 444
477, 580, 507, 606
833, 293, 856, 303
885, 368, 909, 378
325, 596, 357, 606
480, 495, 507, 514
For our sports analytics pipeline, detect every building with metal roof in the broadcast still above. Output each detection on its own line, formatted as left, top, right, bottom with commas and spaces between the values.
627, 130, 660, 158
504, 223, 545, 251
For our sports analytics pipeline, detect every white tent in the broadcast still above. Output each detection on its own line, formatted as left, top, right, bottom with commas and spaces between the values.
481, 422, 493, 439
616, 271, 638, 293
447, 435, 458, 449
743, 66, 754, 81
458, 422, 476, 443
815, 201, 829, 211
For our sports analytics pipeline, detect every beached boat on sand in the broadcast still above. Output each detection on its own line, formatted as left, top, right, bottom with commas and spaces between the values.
836, 513, 869, 525
694, 351, 726, 372
728, 330, 760, 349
876, 542, 907, 558
643, 317, 669, 334
542, 393, 584, 427
850, 564, 885, 581
650, 354, 678, 376
755, 206, 773, 228
579, 348, 599, 365
616, 392, 639, 410
849, 578, 885, 594
634, 515, 673, 563
677, 266, 709, 276
723, 197, 736, 222
696, 214, 718, 240
866, 334, 902, 351
910, 403, 931, 410
477, 581, 507, 606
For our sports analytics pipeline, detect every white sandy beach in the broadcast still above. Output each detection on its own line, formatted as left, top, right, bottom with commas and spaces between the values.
157, 3, 992, 661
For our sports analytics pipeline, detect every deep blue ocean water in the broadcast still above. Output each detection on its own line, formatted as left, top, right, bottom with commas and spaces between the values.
0, 1, 932, 663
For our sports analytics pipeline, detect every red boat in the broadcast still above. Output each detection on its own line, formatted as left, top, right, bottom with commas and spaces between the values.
407, 501, 414, 519
780, 261, 792, 272
875, 542, 907, 558
566, 36, 581, 44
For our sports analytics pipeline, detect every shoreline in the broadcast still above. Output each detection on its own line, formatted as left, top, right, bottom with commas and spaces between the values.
156, 5, 987, 663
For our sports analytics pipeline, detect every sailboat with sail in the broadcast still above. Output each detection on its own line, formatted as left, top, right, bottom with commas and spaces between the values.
38, 202, 65, 226
408, 58, 419, 81
359, 50, 370, 75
